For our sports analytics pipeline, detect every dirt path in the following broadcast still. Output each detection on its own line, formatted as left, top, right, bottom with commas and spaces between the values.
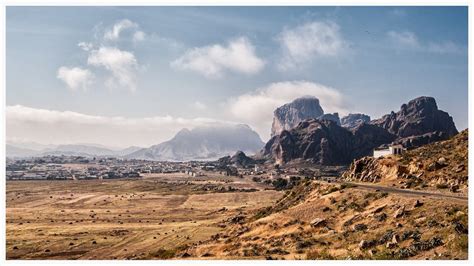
344, 182, 468, 202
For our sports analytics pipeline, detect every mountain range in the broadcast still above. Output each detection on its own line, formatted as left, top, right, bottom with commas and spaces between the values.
126, 124, 264, 161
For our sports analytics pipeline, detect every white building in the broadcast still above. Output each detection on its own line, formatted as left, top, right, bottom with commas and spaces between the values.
373, 144, 404, 158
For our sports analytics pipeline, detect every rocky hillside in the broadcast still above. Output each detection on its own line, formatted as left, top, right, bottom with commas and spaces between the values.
343, 129, 468, 193
127, 124, 264, 161
179, 181, 468, 259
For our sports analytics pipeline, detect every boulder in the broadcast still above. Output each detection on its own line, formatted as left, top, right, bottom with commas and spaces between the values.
310, 218, 327, 228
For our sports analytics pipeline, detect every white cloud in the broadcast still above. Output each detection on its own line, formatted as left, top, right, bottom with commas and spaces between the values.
193, 101, 207, 110
277, 21, 346, 70
387, 30, 464, 55
387, 30, 420, 48
104, 19, 139, 41
56, 66, 94, 91
228, 81, 347, 140
6, 105, 233, 148
78, 42, 94, 51
170, 37, 265, 78
133, 31, 146, 42
87, 47, 138, 92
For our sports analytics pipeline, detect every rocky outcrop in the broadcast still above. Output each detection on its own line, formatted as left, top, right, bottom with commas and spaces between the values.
369, 96, 458, 139
261, 119, 396, 165
271, 96, 324, 137
317, 113, 341, 126
341, 113, 371, 129
218, 151, 256, 168
343, 130, 468, 191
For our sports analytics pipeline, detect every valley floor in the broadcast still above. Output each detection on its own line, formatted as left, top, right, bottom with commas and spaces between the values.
6, 174, 280, 259
6, 172, 468, 260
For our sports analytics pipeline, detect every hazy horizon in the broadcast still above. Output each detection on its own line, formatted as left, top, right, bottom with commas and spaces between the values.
7, 6, 468, 148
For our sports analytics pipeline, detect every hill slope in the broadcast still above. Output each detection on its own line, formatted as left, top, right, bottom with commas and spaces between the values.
343, 129, 468, 193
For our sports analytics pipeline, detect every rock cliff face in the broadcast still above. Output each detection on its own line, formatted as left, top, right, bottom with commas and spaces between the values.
271, 96, 324, 137
261, 119, 396, 165
341, 113, 371, 129
369, 96, 458, 138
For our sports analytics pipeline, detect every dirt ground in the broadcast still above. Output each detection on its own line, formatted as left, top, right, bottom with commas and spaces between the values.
6, 175, 282, 259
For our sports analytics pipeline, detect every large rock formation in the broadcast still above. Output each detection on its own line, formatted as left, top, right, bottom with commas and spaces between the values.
341, 113, 371, 129
261, 119, 396, 165
369, 96, 458, 138
127, 124, 264, 161
262, 96, 458, 166
271, 96, 324, 137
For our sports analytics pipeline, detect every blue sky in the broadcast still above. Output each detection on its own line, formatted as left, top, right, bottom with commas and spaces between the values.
6, 6, 468, 148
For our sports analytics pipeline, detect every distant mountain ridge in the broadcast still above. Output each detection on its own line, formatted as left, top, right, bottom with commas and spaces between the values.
6, 143, 143, 158
127, 124, 264, 161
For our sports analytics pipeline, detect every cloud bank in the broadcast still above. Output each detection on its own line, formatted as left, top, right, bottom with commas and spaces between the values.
6, 105, 234, 148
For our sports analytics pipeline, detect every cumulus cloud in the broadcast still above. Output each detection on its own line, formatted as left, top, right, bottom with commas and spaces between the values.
56, 67, 94, 91
104, 19, 142, 42
228, 81, 347, 140
277, 21, 346, 70
171, 37, 265, 78
6, 105, 233, 148
87, 47, 138, 91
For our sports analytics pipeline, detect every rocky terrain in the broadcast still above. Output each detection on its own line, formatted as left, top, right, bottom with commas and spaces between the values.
127, 124, 264, 161
262, 96, 458, 166
179, 180, 467, 259
343, 129, 468, 193
341, 113, 371, 129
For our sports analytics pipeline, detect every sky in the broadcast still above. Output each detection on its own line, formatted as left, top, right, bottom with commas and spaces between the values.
6, 6, 468, 148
